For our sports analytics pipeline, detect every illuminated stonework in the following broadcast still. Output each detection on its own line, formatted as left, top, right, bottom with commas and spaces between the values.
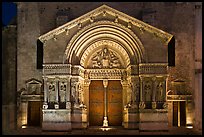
17, 4, 177, 132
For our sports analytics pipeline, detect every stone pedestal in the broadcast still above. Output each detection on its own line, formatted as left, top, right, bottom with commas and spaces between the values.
71, 108, 87, 129
139, 109, 168, 131
123, 108, 139, 129
42, 109, 71, 131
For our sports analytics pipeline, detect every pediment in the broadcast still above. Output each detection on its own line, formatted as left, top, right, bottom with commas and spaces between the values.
38, 4, 173, 45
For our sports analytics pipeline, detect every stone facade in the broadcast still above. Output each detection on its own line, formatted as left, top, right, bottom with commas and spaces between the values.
2, 2, 202, 134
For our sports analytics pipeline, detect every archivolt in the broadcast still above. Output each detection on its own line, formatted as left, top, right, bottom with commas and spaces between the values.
64, 21, 146, 66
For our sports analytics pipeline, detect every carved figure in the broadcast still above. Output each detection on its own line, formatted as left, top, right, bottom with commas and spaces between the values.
144, 81, 152, 101
157, 82, 164, 101
48, 82, 55, 102
30, 84, 37, 94
60, 82, 66, 102
91, 47, 121, 68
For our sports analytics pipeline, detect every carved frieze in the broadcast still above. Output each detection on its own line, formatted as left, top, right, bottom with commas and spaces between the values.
85, 69, 125, 79
139, 63, 168, 75
43, 64, 71, 75
39, 5, 173, 46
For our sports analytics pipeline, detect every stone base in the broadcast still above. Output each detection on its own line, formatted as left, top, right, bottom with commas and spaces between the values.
42, 122, 71, 131
139, 109, 168, 131
42, 109, 71, 131
71, 108, 88, 129
123, 108, 139, 129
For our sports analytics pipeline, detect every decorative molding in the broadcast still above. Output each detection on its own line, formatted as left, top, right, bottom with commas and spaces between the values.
65, 20, 145, 64
139, 63, 168, 75
38, 5, 173, 45
43, 64, 71, 75
167, 95, 192, 101
85, 69, 126, 80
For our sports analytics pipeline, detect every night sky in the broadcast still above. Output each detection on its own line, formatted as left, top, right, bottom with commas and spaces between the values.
2, 2, 17, 27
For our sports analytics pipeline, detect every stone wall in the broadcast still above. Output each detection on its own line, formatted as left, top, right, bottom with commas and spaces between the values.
2, 25, 17, 134
17, 2, 42, 91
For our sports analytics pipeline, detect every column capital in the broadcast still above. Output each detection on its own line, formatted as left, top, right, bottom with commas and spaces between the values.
84, 79, 91, 86
120, 80, 128, 86
103, 79, 108, 88
139, 101, 145, 109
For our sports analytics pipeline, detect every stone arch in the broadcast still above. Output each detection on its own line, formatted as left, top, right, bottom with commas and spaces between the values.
64, 21, 147, 66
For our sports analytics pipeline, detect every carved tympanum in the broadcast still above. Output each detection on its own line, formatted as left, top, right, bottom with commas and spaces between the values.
91, 47, 121, 69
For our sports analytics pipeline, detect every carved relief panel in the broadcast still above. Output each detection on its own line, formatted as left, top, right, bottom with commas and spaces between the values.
77, 82, 84, 105
48, 81, 56, 102
25, 78, 42, 95
90, 47, 122, 69
59, 81, 67, 103
143, 78, 153, 102
132, 77, 140, 103
155, 77, 166, 102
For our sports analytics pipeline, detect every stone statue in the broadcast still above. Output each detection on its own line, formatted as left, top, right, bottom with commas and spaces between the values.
30, 84, 37, 94
48, 82, 55, 102
71, 84, 76, 102
157, 82, 164, 101
144, 81, 152, 102
60, 82, 66, 102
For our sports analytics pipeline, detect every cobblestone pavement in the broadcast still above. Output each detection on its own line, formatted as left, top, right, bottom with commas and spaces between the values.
3, 126, 202, 135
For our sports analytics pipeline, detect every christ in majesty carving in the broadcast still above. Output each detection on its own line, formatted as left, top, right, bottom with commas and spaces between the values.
91, 47, 121, 68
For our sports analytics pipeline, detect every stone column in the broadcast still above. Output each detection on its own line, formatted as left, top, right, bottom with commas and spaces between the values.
139, 76, 145, 109
43, 77, 48, 109
140, 76, 144, 102
152, 77, 157, 109
66, 77, 71, 109
84, 79, 90, 126
103, 79, 108, 127
55, 78, 59, 109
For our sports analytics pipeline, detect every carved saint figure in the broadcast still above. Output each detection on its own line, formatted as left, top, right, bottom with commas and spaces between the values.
71, 84, 76, 102
48, 82, 55, 102
144, 81, 152, 102
30, 84, 37, 94
157, 82, 164, 101
60, 82, 66, 102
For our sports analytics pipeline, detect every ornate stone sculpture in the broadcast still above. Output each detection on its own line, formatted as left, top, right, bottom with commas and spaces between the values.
91, 47, 121, 68
48, 82, 56, 102
152, 101, 157, 109
144, 81, 152, 102
163, 102, 168, 109
139, 102, 145, 109
59, 82, 66, 102
30, 84, 37, 94
157, 81, 164, 101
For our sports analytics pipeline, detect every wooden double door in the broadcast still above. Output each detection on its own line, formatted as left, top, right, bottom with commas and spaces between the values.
89, 80, 122, 126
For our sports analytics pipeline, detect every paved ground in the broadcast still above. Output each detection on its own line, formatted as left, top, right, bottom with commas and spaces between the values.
3, 126, 202, 135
